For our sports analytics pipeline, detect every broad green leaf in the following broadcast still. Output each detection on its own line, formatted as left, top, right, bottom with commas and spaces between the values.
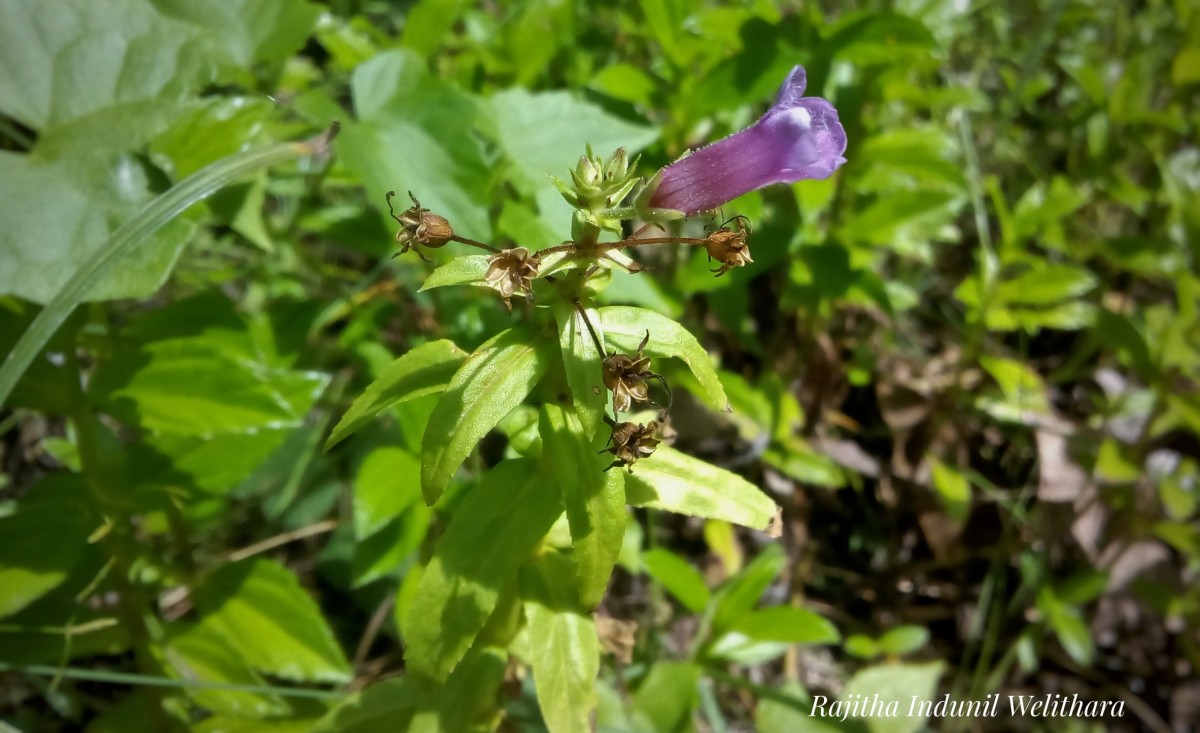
976, 355, 1052, 422
1037, 588, 1095, 666
632, 661, 700, 733
311, 678, 422, 733
641, 549, 710, 613
421, 327, 551, 504
598, 306, 728, 412
523, 552, 600, 733
405, 460, 562, 681
193, 558, 352, 683
150, 0, 321, 66
732, 606, 840, 645
625, 446, 776, 530
327, 340, 466, 449
339, 50, 491, 240
841, 661, 944, 733
844, 634, 880, 659
554, 300, 608, 441
540, 402, 625, 609
706, 632, 789, 666
0, 0, 211, 132
419, 256, 492, 292
876, 626, 929, 656
89, 337, 327, 437
163, 623, 288, 717
407, 645, 510, 733
0, 501, 95, 618
710, 544, 786, 635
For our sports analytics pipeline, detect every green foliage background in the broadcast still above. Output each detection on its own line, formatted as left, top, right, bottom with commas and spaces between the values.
1, 0, 1197, 731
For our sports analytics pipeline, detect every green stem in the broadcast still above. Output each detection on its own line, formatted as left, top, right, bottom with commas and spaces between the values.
0, 663, 342, 700
64, 348, 174, 730
0, 124, 339, 408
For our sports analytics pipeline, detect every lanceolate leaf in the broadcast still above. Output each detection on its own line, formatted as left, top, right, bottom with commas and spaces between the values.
405, 460, 562, 682
418, 255, 491, 292
327, 340, 466, 449
421, 326, 551, 504
598, 306, 728, 412
522, 552, 600, 733
625, 446, 777, 530
192, 559, 351, 683
540, 402, 625, 609
554, 300, 608, 440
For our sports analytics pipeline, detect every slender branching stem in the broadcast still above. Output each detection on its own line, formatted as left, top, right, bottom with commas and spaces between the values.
450, 234, 502, 254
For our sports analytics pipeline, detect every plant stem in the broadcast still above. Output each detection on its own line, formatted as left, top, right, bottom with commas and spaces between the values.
450, 234, 501, 254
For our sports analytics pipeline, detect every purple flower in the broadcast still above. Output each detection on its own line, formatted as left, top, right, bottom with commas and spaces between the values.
648, 66, 847, 216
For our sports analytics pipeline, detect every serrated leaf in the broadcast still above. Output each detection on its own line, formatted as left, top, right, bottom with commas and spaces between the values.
310, 678, 422, 733
540, 402, 625, 609
0, 501, 95, 618
421, 327, 551, 504
192, 558, 351, 683
405, 460, 562, 681
163, 624, 288, 717
419, 255, 492, 292
554, 301, 608, 441
732, 606, 841, 645
523, 552, 600, 733
625, 446, 776, 529
327, 340, 465, 449
598, 306, 728, 412
339, 50, 491, 240
90, 337, 328, 438
641, 548, 710, 613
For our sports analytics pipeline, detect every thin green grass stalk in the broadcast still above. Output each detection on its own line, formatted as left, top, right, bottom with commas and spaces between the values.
0, 663, 343, 700
0, 124, 339, 408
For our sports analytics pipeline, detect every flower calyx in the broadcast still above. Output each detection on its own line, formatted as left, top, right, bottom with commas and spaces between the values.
602, 329, 671, 414
386, 190, 454, 263
484, 247, 541, 311
704, 215, 753, 277
600, 415, 662, 472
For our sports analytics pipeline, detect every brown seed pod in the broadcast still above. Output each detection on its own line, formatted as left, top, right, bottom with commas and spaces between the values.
484, 247, 540, 310
386, 190, 455, 263
600, 416, 661, 472
703, 215, 753, 277
601, 330, 670, 414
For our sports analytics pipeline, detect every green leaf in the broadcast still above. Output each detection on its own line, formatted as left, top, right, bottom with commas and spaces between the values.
0, 132, 324, 407
841, 662, 944, 733
405, 460, 562, 681
354, 447, 423, 538
625, 446, 776, 530
481, 88, 658, 238
0, 0, 211, 132
876, 626, 929, 656
311, 678, 422, 733
419, 256, 492, 292
732, 606, 841, 645
711, 544, 787, 636
163, 623, 288, 717
151, 0, 322, 66
977, 355, 1052, 421
757, 682, 845, 733
523, 552, 600, 733
0, 501, 95, 618
632, 661, 700, 733
554, 300, 608, 441
929, 459, 970, 522
994, 264, 1097, 306
844, 634, 880, 659
540, 402, 626, 609
90, 337, 328, 437
327, 340, 466, 449
192, 558, 352, 683
339, 50, 491, 240
421, 326, 551, 504
641, 549, 710, 613
598, 306, 728, 412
